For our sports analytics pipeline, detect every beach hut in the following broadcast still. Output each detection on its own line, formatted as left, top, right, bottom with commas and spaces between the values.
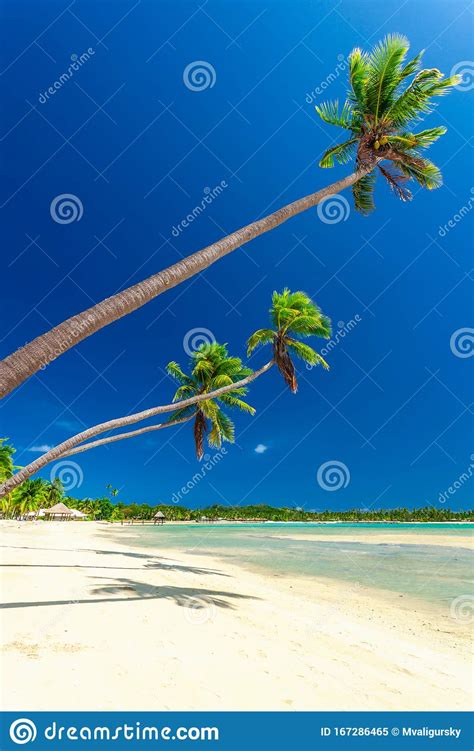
70, 509, 88, 520
153, 511, 165, 525
44, 502, 74, 521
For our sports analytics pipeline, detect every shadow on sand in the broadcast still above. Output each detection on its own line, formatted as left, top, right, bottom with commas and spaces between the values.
0, 575, 258, 611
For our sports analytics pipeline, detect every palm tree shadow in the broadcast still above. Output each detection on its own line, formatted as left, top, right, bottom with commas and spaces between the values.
88, 576, 256, 610
0, 546, 227, 576
0, 577, 259, 611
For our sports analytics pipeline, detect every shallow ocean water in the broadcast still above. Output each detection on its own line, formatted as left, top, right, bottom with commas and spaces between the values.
115, 523, 473, 608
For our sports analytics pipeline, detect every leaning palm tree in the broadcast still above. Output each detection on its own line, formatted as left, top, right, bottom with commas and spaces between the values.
0, 35, 459, 400
247, 289, 331, 393
316, 34, 457, 213
166, 343, 255, 460
0, 358, 274, 496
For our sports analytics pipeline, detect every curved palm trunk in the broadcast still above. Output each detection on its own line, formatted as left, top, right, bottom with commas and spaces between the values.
0, 360, 274, 497
62, 415, 194, 457
0, 168, 371, 399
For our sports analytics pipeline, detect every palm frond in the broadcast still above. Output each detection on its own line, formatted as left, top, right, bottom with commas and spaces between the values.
218, 394, 256, 415
352, 171, 377, 214
287, 340, 330, 369
166, 361, 192, 385
364, 33, 410, 121
208, 410, 235, 448
246, 328, 275, 356
398, 49, 424, 81
347, 47, 370, 111
390, 126, 447, 150
397, 156, 443, 189
387, 70, 460, 127
319, 138, 358, 168
378, 163, 412, 202
315, 99, 354, 130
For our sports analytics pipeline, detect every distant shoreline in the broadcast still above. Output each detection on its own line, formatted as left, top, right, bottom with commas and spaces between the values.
102, 519, 473, 526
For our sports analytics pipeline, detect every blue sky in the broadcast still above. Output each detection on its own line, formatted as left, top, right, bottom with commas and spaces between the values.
1, 0, 473, 510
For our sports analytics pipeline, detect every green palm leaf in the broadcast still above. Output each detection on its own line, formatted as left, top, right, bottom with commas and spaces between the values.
365, 33, 410, 122
347, 47, 369, 111
218, 394, 256, 415
247, 328, 275, 355
315, 99, 354, 129
397, 157, 443, 189
287, 340, 330, 369
166, 361, 192, 385
319, 138, 358, 168
352, 172, 377, 215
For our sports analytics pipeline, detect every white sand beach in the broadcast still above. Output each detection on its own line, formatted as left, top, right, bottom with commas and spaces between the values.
1, 521, 472, 711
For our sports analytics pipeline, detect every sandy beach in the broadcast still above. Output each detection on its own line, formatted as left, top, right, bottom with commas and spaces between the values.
1, 521, 472, 711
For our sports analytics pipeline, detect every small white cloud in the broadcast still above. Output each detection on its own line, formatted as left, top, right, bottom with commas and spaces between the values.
254, 444, 268, 454
28, 444, 52, 453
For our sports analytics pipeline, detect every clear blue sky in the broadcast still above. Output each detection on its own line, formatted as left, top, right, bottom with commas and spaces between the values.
1, 0, 473, 510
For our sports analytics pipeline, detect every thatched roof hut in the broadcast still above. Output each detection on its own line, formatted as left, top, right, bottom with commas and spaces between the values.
44, 502, 74, 520
153, 511, 165, 525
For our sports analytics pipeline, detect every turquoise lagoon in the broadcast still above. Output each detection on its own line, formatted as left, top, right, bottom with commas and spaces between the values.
115, 523, 473, 609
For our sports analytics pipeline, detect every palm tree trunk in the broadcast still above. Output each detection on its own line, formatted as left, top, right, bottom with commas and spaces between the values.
0, 360, 274, 496
0, 168, 370, 399
62, 415, 194, 457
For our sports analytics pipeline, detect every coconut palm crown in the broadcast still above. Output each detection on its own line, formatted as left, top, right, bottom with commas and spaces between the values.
247, 289, 331, 393
166, 343, 255, 460
316, 34, 460, 214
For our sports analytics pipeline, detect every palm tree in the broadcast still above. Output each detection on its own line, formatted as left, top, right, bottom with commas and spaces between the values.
0, 358, 274, 496
16, 478, 48, 517
0, 439, 19, 518
166, 343, 255, 460
247, 289, 331, 393
44, 477, 64, 507
0, 35, 458, 400
316, 34, 458, 213
0, 438, 15, 480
